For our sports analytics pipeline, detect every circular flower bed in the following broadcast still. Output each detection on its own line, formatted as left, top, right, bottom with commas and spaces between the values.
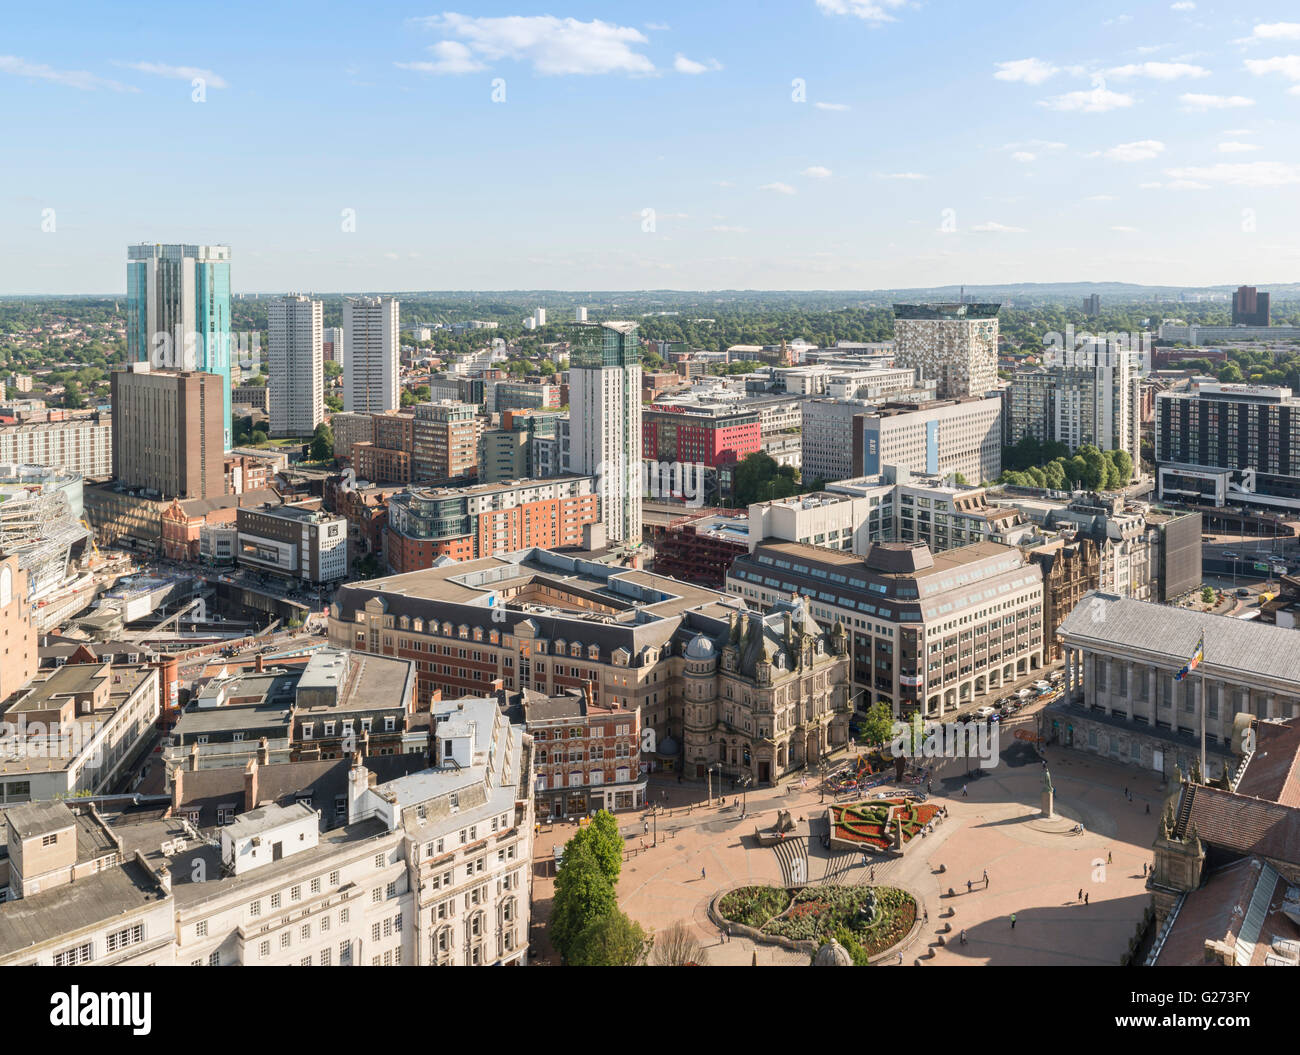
718, 883, 916, 959
717, 885, 792, 929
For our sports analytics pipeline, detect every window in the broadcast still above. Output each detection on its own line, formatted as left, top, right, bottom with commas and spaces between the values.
300, 925, 311, 941
372, 888, 382, 904
106, 924, 143, 954
259, 940, 270, 958
281, 932, 292, 949
340, 908, 350, 924
249, 900, 262, 918
270, 893, 282, 909
41, 833, 57, 848
386, 881, 398, 899
329, 870, 340, 886
290, 885, 302, 902
196, 920, 208, 938
209, 951, 221, 966
374, 853, 386, 869
321, 916, 331, 932
311, 877, 321, 895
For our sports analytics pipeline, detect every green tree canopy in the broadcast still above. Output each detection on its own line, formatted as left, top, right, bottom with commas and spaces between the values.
567, 909, 651, 967
549, 838, 618, 963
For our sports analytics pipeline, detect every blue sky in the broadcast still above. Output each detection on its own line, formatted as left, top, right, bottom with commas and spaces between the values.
4, 0, 1300, 293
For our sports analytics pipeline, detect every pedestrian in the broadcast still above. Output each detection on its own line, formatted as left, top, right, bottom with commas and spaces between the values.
1010, 913, 1016, 929
1077, 888, 1083, 901
701, 867, 706, 881
983, 869, 989, 887
967, 879, 972, 894
1123, 786, 1128, 798
927, 780, 933, 795
923, 907, 929, 922
871, 866, 876, 882
897, 951, 904, 965
1084, 891, 1089, 905
959, 928, 967, 945
643, 820, 649, 835
1142, 862, 1148, 877
961, 784, 968, 797
1107, 850, 1112, 864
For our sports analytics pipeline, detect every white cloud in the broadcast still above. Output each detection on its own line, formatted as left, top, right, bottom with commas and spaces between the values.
1141, 179, 1210, 190
1093, 139, 1166, 162
814, 101, 850, 111
1085, 194, 1116, 200
715, 180, 736, 188
1170, 2, 1195, 11
0, 55, 137, 91
1104, 61, 1209, 80
1222, 128, 1254, 135
407, 14, 655, 76
1165, 161, 1300, 186
1251, 23, 1300, 41
1111, 225, 1140, 231
994, 58, 1059, 84
1104, 14, 1134, 26
1041, 86, 1135, 112
802, 166, 832, 179
119, 61, 228, 88
1244, 55, 1300, 82
815, 0, 908, 23
396, 41, 486, 75
876, 171, 928, 180
971, 221, 1027, 233
1179, 92, 1255, 110
1011, 151, 1036, 162
760, 182, 797, 195
1217, 141, 1259, 153
674, 54, 721, 74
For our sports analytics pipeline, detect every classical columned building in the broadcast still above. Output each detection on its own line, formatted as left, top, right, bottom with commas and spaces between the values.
1048, 592, 1300, 779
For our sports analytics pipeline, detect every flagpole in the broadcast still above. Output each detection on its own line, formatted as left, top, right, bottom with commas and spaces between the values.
1200, 625, 1206, 783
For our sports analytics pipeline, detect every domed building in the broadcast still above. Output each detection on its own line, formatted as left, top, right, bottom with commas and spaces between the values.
813, 938, 853, 966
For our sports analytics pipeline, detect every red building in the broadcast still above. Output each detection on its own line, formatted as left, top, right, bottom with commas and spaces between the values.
642, 404, 761, 468
651, 512, 750, 588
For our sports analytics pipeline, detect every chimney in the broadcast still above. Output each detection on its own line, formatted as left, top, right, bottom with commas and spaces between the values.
583, 680, 594, 710
189, 742, 200, 772
244, 757, 259, 812
429, 688, 442, 704
255, 653, 264, 673
171, 765, 184, 810
257, 736, 269, 766
157, 865, 172, 894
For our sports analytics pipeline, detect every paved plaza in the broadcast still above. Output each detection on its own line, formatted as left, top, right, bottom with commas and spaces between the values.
529, 718, 1163, 965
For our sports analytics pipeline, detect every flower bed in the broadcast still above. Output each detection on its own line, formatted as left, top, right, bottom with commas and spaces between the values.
717, 883, 916, 956
717, 885, 792, 929
830, 798, 941, 851
826, 752, 889, 793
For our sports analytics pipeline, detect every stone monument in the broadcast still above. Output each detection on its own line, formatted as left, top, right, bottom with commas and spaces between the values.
1040, 767, 1054, 819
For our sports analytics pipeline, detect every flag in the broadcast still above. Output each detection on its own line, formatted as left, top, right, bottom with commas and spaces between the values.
1174, 632, 1204, 682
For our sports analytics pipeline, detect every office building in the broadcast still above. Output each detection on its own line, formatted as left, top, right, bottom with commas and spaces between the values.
384, 476, 599, 571
126, 243, 232, 449
236, 502, 347, 584
1156, 383, 1300, 514
892, 303, 1000, 400
330, 548, 852, 783
642, 403, 761, 469
0, 557, 36, 705
567, 322, 642, 545
0, 414, 111, 479
344, 297, 399, 413
330, 412, 375, 461
727, 539, 1044, 718
267, 295, 324, 437
0, 659, 160, 803
110, 364, 225, 500
1232, 285, 1271, 327
351, 412, 414, 485
575, 306, 588, 323
412, 401, 480, 484
1084, 294, 1101, 317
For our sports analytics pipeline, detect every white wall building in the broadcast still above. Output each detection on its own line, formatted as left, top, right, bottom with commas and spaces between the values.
268, 295, 324, 437
344, 297, 400, 414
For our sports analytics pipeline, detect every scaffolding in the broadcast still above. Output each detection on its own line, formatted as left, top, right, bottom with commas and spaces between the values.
0, 482, 91, 601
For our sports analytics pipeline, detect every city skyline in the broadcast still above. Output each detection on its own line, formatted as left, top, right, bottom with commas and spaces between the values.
4, 2, 1300, 293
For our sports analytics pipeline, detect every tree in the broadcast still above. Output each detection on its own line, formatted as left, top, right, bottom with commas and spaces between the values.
310, 422, 334, 462
549, 838, 617, 963
585, 810, 624, 884
538, 359, 557, 376
733, 452, 800, 506
650, 921, 709, 966
1107, 448, 1133, 484
250, 428, 268, 446
1218, 361, 1244, 384
324, 360, 343, 380
567, 909, 651, 966
859, 700, 895, 747
325, 394, 343, 412
63, 379, 85, 409
1201, 586, 1215, 605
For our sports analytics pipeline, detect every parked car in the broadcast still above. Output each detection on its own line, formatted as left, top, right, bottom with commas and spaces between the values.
1049, 671, 1064, 683
973, 705, 996, 720
1238, 587, 1251, 597
1017, 688, 1033, 700
1223, 550, 1240, 559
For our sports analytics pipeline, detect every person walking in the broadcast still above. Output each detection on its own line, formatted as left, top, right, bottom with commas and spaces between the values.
1077, 888, 1083, 901
960, 928, 967, 945
701, 867, 706, 881
1084, 891, 1089, 905
967, 879, 973, 894
1107, 850, 1113, 865
1010, 913, 1016, 929
643, 820, 649, 835
961, 784, 968, 797
983, 869, 989, 888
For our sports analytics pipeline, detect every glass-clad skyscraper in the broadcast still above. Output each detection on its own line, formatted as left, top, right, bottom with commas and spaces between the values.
126, 243, 233, 449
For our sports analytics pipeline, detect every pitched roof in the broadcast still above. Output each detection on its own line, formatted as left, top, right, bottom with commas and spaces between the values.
1059, 592, 1300, 686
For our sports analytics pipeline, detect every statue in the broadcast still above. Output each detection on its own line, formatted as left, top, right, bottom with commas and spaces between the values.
1040, 766, 1055, 819
1042, 767, 1053, 793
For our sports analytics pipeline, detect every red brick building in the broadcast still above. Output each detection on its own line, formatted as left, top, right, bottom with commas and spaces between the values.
642, 404, 761, 468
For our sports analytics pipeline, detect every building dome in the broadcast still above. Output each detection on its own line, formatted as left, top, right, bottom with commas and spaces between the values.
685, 634, 715, 661
813, 938, 853, 966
